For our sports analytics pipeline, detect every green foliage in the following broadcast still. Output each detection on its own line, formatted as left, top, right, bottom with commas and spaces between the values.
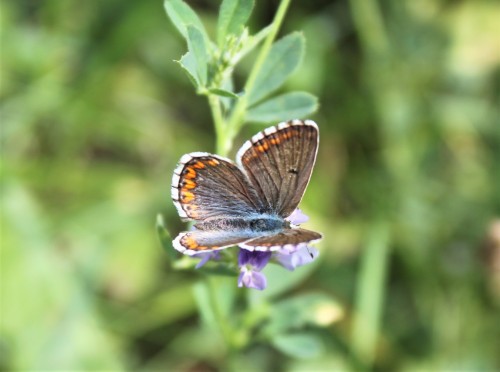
263, 293, 343, 336
156, 214, 175, 261
271, 333, 324, 359
164, 0, 317, 154
247, 32, 304, 105
246, 91, 318, 123
186, 25, 209, 87
217, 0, 255, 46
164, 0, 209, 42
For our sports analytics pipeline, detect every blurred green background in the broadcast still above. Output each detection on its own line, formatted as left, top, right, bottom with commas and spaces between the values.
2, 0, 499, 370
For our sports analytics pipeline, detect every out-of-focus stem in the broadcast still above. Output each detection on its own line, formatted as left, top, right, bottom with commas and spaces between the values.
351, 222, 390, 365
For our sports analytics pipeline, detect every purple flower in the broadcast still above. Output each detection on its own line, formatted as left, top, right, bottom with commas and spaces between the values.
286, 208, 309, 225
237, 249, 272, 290
194, 251, 221, 269
238, 267, 267, 290
274, 246, 319, 271
238, 249, 272, 269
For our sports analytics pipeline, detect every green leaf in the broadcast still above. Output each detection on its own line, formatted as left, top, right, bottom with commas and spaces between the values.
156, 214, 176, 261
175, 52, 199, 86
247, 32, 305, 105
271, 333, 324, 359
263, 293, 344, 337
209, 88, 240, 99
193, 277, 237, 332
164, 0, 209, 43
186, 25, 208, 86
217, 0, 254, 45
193, 282, 219, 332
246, 91, 318, 123
238, 24, 272, 60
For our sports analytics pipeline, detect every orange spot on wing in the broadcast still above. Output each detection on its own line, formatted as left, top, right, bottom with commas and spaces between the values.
182, 191, 195, 202
184, 167, 197, 179
182, 235, 199, 249
183, 179, 196, 189
193, 161, 205, 169
181, 234, 218, 251
207, 159, 220, 166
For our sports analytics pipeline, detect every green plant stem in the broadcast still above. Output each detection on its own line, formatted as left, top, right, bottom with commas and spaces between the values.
349, 0, 389, 57
224, 0, 292, 151
351, 222, 390, 366
208, 94, 227, 155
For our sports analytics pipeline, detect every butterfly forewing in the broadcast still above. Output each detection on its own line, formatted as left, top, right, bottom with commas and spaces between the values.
237, 120, 319, 218
172, 152, 264, 221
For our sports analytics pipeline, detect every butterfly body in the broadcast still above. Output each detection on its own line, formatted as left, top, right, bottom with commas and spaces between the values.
194, 215, 288, 232
172, 120, 322, 256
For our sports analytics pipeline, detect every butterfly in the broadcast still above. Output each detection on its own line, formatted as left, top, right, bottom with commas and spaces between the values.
171, 119, 322, 255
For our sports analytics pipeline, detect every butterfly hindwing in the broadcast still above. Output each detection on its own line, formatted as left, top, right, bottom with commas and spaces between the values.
173, 229, 260, 255
239, 228, 322, 253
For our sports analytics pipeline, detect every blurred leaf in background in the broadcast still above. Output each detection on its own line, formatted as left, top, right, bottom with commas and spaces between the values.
1, 0, 499, 370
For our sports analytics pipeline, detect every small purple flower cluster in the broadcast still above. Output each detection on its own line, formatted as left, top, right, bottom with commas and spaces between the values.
194, 209, 319, 290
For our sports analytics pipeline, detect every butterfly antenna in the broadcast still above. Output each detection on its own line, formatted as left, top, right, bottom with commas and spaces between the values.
307, 246, 314, 258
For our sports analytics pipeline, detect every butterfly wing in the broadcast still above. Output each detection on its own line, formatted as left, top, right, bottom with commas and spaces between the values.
236, 120, 319, 218
173, 229, 261, 255
239, 228, 322, 253
172, 152, 264, 221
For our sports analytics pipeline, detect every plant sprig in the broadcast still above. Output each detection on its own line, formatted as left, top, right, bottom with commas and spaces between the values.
164, 0, 318, 156
158, 1, 335, 362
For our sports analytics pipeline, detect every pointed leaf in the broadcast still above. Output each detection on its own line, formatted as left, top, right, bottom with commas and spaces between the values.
186, 25, 208, 86
248, 32, 305, 105
271, 332, 324, 359
217, 0, 254, 45
246, 92, 318, 123
193, 282, 219, 332
156, 214, 176, 261
209, 88, 240, 99
175, 52, 199, 86
237, 24, 272, 61
164, 0, 209, 43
